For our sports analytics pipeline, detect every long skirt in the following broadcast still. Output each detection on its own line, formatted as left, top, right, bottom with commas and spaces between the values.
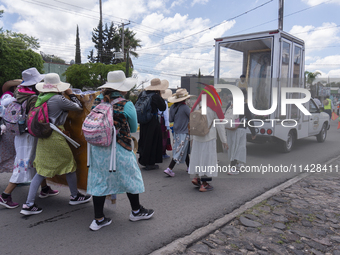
226, 128, 247, 164
34, 127, 76, 178
138, 117, 163, 166
87, 143, 145, 196
189, 139, 218, 178
0, 131, 15, 173
172, 133, 190, 164
10, 133, 37, 183
161, 116, 171, 154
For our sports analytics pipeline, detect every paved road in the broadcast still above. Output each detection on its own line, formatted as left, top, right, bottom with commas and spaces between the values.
0, 121, 339, 255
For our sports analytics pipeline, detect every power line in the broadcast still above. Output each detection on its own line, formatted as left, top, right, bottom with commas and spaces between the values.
136, 0, 274, 51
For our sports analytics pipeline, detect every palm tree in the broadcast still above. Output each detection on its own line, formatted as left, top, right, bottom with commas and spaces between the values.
114, 28, 141, 67
305, 71, 321, 97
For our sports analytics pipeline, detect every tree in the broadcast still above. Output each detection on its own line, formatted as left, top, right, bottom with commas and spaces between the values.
102, 22, 117, 64
75, 25, 81, 64
88, 21, 141, 66
64, 62, 133, 89
305, 71, 321, 97
0, 30, 44, 90
114, 27, 141, 67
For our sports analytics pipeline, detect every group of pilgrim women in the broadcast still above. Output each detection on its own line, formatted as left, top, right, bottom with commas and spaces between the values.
0, 67, 254, 231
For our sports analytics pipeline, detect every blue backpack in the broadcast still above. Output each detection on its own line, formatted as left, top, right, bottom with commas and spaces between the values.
135, 91, 154, 124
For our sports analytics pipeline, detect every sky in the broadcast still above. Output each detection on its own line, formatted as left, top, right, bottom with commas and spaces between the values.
0, 0, 340, 88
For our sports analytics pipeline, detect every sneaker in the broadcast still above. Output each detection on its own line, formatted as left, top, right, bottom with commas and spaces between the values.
20, 204, 42, 215
199, 183, 214, 192
69, 192, 92, 205
0, 194, 19, 209
89, 217, 112, 231
39, 186, 59, 198
191, 178, 201, 187
162, 154, 170, 159
164, 168, 175, 177
129, 205, 154, 222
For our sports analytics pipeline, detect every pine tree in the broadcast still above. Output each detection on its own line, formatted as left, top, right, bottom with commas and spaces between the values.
75, 25, 81, 64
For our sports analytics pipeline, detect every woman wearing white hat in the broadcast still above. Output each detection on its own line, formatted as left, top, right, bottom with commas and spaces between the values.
87, 70, 154, 231
0, 68, 59, 209
163, 88, 191, 177
158, 88, 172, 159
138, 78, 167, 170
20, 73, 91, 215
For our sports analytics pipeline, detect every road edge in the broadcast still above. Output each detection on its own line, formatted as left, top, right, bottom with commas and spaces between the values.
150, 155, 340, 255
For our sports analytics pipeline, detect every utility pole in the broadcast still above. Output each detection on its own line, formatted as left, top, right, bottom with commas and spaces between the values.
278, 0, 284, 30
98, 0, 103, 63
120, 22, 130, 62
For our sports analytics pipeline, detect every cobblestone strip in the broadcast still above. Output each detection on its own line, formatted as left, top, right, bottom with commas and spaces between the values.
151, 156, 340, 255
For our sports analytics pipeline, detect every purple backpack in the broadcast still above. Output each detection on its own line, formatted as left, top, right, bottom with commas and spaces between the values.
82, 98, 124, 147
3, 100, 27, 135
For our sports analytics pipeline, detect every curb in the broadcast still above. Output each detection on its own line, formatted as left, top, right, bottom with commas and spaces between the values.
150, 155, 340, 255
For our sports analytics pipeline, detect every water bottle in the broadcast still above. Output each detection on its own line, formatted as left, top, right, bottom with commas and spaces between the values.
18, 114, 26, 134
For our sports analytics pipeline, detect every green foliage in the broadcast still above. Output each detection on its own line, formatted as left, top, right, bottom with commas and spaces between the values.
1, 30, 40, 50
89, 23, 141, 66
305, 71, 321, 86
0, 31, 44, 88
63, 62, 133, 89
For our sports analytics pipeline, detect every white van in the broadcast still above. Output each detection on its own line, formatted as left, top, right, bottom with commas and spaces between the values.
213, 30, 330, 152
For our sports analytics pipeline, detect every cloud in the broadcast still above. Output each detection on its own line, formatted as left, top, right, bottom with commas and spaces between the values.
191, 0, 209, 7
147, 0, 166, 10
289, 23, 340, 52
171, 0, 186, 8
305, 55, 340, 78
302, 0, 340, 6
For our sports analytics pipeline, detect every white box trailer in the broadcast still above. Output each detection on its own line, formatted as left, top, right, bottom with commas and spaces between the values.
213, 29, 330, 152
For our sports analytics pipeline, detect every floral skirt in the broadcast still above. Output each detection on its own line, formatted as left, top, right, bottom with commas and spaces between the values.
87, 143, 145, 196
10, 133, 38, 183
172, 133, 190, 164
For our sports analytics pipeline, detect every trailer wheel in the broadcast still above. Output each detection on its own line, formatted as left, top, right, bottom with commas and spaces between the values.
316, 123, 327, 143
280, 130, 295, 153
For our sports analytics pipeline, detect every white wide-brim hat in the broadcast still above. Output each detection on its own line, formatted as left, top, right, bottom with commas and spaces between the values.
36, 73, 70, 93
144, 78, 169, 91
98, 70, 137, 92
21, 67, 45, 86
161, 89, 172, 100
168, 88, 191, 103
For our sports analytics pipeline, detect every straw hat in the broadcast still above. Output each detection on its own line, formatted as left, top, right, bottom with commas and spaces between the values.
2, 79, 22, 94
36, 73, 70, 93
98, 70, 137, 92
161, 89, 172, 100
144, 78, 169, 91
21, 67, 45, 86
168, 88, 191, 103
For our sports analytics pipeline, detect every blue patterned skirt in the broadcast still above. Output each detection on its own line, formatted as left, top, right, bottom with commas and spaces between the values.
172, 133, 190, 164
87, 143, 145, 196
